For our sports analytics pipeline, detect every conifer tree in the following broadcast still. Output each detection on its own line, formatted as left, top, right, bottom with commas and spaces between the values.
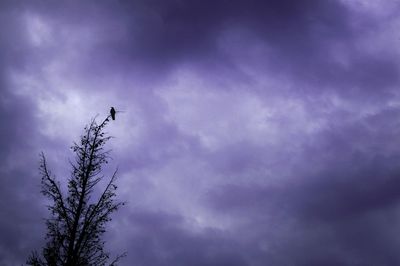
27, 116, 125, 266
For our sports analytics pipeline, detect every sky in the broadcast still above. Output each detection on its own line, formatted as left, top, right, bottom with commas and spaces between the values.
1, 0, 400, 265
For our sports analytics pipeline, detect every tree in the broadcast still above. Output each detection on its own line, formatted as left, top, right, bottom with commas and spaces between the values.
27, 115, 125, 266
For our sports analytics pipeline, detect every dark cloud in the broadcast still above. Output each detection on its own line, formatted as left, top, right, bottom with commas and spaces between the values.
204, 106, 400, 265
111, 209, 248, 266
1, 1, 400, 265
22, 0, 399, 98
22, 1, 351, 85
111, 0, 349, 62
0, 3, 46, 264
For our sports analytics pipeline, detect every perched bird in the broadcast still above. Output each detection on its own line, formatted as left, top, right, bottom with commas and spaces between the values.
110, 107, 116, 120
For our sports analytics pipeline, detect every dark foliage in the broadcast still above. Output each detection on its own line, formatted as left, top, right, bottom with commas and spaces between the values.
27, 116, 125, 266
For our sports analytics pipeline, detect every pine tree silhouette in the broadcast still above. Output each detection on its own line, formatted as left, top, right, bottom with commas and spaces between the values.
27, 115, 125, 266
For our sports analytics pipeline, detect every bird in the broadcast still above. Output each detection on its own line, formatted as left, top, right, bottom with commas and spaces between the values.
110, 107, 116, 120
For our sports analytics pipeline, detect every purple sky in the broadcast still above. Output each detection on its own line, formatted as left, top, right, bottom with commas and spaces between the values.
1, 0, 400, 265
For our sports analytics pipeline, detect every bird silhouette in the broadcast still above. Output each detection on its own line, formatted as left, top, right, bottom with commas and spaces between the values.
110, 107, 116, 120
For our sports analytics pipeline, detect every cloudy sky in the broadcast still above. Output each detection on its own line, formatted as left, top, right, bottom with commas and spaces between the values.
1, 0, 400, 265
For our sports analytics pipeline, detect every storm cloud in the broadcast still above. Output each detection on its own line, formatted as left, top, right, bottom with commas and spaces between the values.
1, 0, 400, 265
